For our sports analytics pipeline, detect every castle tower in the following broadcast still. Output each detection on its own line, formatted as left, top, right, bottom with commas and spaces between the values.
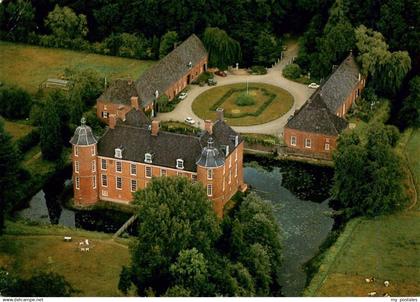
69, 118, 99, 206
196, 138, 226, 216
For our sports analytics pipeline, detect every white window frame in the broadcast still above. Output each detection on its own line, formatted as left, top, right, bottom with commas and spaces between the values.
176, 159, 184, 170
207, 169, 213, 180
229, 157, 232, 168
115, 148, 122, 159
222, 177, 225, 192
91, 146, 95, 156
75, 161, 79, 173
161, 169, 167, 177
291, 136, 297, 146
305, 138, 311, 149
207, 184, 213, 197
229, 170, 232, 184
102, 174, 108, 187
92, 160, 96, 172
74, 146, 79, 156
93, 175, 96, 189
144, 153, 152, 163
235, 150, 238, 162
235, 162, 238, 177
75, 176, 80, 189
101, 159, 107, 170
116, 176, 122, 190
325, 143, 330, 151
130, 163, 137, 176
115, 161, 122, 173
192, 174, 197, 182
131, 179, 137, 192
145, 166, 152, 178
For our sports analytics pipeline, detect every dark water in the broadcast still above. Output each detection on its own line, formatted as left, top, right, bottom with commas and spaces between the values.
16, 157, 334, 296
243, 156, 334, 296
16, 168, 138, 235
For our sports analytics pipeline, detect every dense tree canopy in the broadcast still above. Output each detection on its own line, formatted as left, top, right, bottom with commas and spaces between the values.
399, 76, 420, 128
40, 93, 63, 161
0, 85, 32, 119
159, 31, 178, 59
332, 124, 408, 218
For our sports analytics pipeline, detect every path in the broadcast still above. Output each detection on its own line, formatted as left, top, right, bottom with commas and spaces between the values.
156, 42, 314, 136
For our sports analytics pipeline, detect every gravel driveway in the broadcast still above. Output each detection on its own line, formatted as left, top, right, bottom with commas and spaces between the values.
156, 42, 313, 136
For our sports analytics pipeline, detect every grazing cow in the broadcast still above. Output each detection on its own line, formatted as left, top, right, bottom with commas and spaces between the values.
384, 280, 390, 287
368, 291, 377, 296
383, 293, 390, 297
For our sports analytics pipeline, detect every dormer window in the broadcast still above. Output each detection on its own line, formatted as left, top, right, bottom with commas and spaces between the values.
234, 135, 239, 147
176, 159, 184, 170
225, 145, 229, 157
188, 61, 192, 68
115, 148, 122, 159
144, 153, 152, 163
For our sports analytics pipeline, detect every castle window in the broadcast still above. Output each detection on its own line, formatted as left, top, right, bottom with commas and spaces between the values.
101, 159, 107, 170
325, 143, 330, 151
130, 163, 137, 176
102, 111, 109, 118
75, 176, 80, 189
74, 146, 79, 156
234, 135, 239, 147
176, 159, 184, 170
116, 161, 122, 173
144, 153, 152, 163
229, 157, 232, 168
291, 136, 297, 146
161, 169, 167, 177
102, 175, 107, 187
222, 177, 225, 192
92, 160, 96, 172
116, 177, 122, 190
115, 148, 122, 159
93, 175, 96, 189
235, 162, 238, 177
207, 169, 213, 180
305, 138, 311, 148
207, 184, 213, 197
131, 179, 137, 192
145, 166, 152, 178
235, 150, 238, 162
91, 146, 96, 156
192, 174, 197, 182
75, 161, 79, 173
229, 170, 232, 184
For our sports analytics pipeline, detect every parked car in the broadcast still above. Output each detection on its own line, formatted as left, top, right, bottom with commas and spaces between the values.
308, 82, 320, 89
207, 78, 217, 86
178, 92, 188, 100
215, 70, 227, 77
185, 117, 195, 125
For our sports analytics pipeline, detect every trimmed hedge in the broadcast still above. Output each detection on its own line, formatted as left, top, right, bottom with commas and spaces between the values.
283, 63, 302, 79
16, 129, 40, 153
235, 93, 256, 106
250, 65, 267, 75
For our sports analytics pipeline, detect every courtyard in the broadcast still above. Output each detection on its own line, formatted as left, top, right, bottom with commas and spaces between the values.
192, 83, 294, 126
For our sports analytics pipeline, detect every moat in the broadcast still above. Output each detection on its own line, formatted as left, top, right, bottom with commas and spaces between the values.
15, 155, 334, 296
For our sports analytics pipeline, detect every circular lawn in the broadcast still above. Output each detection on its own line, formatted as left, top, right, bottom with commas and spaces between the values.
192, 82, 294, 126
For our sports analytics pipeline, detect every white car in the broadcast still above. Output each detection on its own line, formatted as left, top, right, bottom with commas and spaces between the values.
185, 117, 195, 125
178, 92, 188, 100
308, 83, 320, 89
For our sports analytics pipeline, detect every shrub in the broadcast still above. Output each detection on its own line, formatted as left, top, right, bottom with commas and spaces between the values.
250, 65, 267, 75
236, 93, 256, 106
282, 63, 302, 79
16, 129, 40, 153
0, 85, 33, 119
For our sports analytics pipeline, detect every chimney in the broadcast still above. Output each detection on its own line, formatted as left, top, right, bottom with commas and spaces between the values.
131, 96, 139, 110
216, 108, 224, 121
205, 120, 213, 135
151, 120, 160, 136
117, 107, 126, 121
109, 114, 116, 129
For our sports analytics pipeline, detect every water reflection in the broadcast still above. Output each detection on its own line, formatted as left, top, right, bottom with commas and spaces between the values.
243, 160, 334, 296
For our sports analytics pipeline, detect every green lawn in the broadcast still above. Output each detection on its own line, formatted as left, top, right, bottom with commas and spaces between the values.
0, 41, 155, 93
192, 83, 294, 126
2, 118, 34, 141
0, 221, 131, 296
305, 129, 420, 297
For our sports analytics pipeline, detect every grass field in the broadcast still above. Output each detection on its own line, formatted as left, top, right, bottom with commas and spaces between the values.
0, 42, 155, 93
2, 119, 34, 141
0, 221, 131, 296
304, 129, 420, 297
192, 83, 294, 126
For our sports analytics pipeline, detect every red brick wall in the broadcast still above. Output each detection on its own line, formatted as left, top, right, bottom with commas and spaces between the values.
336, 77, 366, 117
72, 144, 99, 205
284, 128, 338, 154
96, 101, 132, 124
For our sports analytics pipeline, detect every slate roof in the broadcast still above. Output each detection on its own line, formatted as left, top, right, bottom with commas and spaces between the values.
196, 138, 225, 168
285, 94, 348, 136
117, 108, 150, 128
320, 53, 360, 113
99, 79, 138, 105
97, 118, 241, 172
70, 118, 97, 145
135, 34, 207, 106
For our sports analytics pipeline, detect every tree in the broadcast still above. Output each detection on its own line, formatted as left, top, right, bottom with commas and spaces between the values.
399, 76, 420, 128
40, 95, 63, 160
254, 31, 282, 67
159, 31, 178, 59
130, 176, 220, 295
0, 120, 20, 234
44, 5, 88, 47
2, 0, 35, 42
0, 85, 32, 119
118, 266, 132, 295
203, 27, 242, 70
332, 124, 408, 217
283, 63, 302, 79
